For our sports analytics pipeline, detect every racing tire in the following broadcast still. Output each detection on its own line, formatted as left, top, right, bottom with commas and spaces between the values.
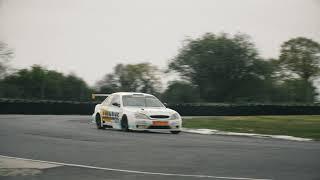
95, 114, 104, 129
170, 131, 181, 134
121, 116, 129, 132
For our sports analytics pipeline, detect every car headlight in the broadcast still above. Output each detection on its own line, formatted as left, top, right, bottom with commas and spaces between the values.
169, 113, 180, 120
134, 113, 150, 119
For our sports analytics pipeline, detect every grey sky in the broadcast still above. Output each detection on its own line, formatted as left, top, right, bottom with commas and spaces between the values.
1, 0, 319, 85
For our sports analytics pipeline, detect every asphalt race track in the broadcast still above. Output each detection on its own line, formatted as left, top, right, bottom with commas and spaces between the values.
0, 115, 319, 180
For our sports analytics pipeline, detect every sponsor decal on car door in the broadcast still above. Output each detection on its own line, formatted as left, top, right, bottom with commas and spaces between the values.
101, 109, 112, 122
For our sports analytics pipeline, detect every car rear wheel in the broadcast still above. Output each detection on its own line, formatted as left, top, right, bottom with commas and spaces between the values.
121, 116, 129, 132
170, 131, 181, 134
95, 114, 104, 129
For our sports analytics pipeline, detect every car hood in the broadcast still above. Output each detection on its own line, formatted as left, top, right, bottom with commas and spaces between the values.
123, 107, 176, 116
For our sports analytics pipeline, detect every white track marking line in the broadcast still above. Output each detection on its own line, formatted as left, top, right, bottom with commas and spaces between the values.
0, 155, 271, 180
182, 128, 312, 141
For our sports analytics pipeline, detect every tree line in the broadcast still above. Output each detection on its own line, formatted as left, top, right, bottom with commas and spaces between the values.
1, 33, 320, 103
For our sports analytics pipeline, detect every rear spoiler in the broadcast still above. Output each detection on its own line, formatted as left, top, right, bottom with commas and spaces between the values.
91, 94, 110, 100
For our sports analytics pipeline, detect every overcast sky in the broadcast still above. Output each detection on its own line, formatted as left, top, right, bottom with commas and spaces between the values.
1, 0, 319, 85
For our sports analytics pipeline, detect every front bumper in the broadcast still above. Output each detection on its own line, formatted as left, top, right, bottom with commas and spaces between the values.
131, 119, 182, 131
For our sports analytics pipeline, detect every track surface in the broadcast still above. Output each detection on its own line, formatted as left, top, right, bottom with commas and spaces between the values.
0, 115, 319, 180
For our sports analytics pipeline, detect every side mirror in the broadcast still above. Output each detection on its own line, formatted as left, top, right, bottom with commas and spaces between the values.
163, 102, 168, 107
112, 102, 120, 107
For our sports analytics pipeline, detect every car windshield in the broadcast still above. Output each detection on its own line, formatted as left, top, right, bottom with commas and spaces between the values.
122, 95, 164, 107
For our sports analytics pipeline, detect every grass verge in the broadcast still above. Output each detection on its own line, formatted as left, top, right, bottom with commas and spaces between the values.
182, 115, 320, 140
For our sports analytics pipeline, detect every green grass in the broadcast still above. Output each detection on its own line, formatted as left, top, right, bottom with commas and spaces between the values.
183, 115, 320, 140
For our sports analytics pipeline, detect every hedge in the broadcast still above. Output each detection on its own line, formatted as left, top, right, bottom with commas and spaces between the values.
1, 99, 320, 116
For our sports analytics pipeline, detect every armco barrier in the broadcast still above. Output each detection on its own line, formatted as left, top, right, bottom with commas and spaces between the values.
169, 104, 320, 116
0, 99, 96, 115
0, 99, 320, 115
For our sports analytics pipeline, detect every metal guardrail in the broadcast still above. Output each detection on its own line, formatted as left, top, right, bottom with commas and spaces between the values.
1, 98, 320, 115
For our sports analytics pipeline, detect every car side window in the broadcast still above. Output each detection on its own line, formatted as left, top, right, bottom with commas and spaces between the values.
102, 96, 112, 106
111, 95, 120, 107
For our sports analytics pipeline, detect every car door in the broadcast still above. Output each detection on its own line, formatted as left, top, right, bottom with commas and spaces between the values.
108, 94, 122, 129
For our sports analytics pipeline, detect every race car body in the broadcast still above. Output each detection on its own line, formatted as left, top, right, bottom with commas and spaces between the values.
92, 92, 182, 134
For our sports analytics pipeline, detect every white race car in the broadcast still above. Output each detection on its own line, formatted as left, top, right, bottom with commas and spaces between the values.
92, 92, 182, 134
